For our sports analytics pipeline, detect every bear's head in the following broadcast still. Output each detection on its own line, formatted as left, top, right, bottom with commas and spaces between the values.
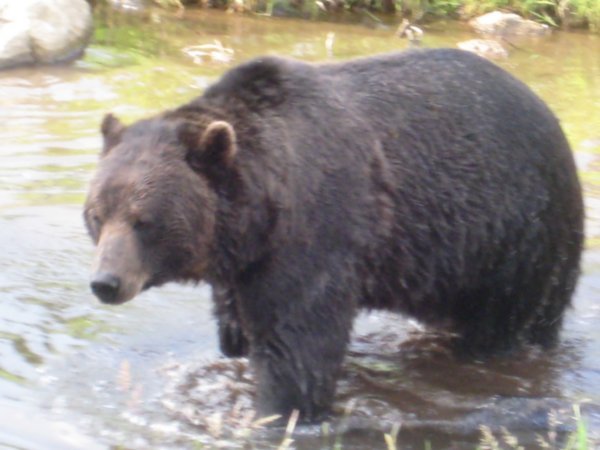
84, 112, 238, 304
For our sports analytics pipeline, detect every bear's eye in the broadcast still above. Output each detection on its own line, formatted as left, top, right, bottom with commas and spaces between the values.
90, 213, 102, 231
85, 211, 102, 242
133, 217, 155, 232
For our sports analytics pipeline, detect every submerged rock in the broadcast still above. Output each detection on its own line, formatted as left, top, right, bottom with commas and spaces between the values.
457, 39, 508, 59
469, 11, 550, 36
0, 0, 93, 69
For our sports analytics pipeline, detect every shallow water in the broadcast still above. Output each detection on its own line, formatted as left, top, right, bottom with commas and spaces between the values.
0, 7, 599, 449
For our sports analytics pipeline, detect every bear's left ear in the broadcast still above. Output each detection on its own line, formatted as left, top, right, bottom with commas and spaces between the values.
187, 121, 238, 175
100, 113, 125, 156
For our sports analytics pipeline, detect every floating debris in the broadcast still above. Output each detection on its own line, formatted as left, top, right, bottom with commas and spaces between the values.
325, 32, 335, 57
182, 40, 234, 64
396, 19, 424, 46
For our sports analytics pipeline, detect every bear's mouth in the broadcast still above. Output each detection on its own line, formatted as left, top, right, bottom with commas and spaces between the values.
142, 273, 171, 291
90, 269, 151, 305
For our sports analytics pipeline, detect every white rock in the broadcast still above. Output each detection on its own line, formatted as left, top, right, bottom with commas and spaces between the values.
0, 22, 35, 68
0, 0, 93, 69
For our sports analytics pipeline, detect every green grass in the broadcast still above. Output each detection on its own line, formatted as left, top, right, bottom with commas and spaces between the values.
190, 403, 594, 449
478, 404, 593, 450
569, 0, 600, 30
563, 405, 591, 450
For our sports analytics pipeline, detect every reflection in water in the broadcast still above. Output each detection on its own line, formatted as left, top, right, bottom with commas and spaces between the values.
0, 8, 598, 449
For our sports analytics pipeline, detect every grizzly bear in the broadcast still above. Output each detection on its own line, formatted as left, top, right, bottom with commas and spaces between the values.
84, 49, 584, 422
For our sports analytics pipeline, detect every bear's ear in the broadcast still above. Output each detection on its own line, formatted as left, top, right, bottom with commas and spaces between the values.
186, 120, 238, 175
100, 113, 124, 155
200, 120, 238, 166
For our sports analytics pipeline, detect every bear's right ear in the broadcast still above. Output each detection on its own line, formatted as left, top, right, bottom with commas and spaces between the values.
199, 120, 238, 167
100, 113, 124, 155
186, 121, 238, 178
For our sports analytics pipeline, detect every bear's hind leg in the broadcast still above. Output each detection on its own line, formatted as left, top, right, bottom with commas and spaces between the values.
453, 253, 579, 356
451, 277, 542, 357
452, 294, 524, 357
524, 253, 581, 350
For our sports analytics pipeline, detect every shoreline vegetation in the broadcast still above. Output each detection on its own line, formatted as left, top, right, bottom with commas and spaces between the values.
138, 0, 600, 33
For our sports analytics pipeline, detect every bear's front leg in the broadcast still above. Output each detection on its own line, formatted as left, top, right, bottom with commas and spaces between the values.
213, 286, 250, 357
240, 280, 356, 422
251, 320, 352, 421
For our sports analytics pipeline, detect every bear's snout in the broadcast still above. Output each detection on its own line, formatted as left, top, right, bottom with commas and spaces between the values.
90, 272, 122, 304
90, 222, 149, 304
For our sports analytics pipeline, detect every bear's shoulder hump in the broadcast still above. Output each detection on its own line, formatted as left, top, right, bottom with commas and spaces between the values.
204, 56, 311, 108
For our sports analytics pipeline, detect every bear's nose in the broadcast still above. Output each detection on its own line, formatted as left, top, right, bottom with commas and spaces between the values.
90, 272, 121, 304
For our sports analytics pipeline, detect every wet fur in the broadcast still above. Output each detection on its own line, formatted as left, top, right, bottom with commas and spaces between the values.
86, 49, 584, 421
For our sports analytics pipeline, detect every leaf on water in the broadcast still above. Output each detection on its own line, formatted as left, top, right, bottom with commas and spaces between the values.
251, 414, 281, 428
117, 359, 131, 392
206, 412, 223, 438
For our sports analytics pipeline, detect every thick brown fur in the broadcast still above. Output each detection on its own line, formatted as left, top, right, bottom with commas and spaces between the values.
84, 49, 584, 421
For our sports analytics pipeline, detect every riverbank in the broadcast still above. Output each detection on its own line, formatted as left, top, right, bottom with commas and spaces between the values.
144, 0, 600, 33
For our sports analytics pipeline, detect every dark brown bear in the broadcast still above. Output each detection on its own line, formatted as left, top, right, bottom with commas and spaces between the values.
84, 49, 584, 422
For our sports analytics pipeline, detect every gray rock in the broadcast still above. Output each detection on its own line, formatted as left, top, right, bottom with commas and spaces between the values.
469, 11, 550, 36
0, 0, 93, 69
